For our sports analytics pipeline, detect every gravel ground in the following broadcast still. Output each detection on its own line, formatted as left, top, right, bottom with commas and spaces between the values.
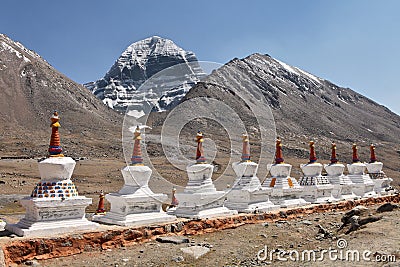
23, 204, 400, 267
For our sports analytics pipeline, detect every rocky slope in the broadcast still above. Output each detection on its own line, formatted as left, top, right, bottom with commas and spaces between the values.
185, 53, 400, 144
0, 34, 123, 158
84, 36, 205, 114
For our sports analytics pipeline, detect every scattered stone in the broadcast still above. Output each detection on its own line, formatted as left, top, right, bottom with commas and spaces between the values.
300, 220, 313, 226
24, 260, 40, 266
180, 246, 210, 259
122, 258, 129, 262
156, 236, 189, 244
345, 215, 382, 234
316, 224, 332, 238
0, 220, 6, 231
377, 203, 399, 213
262, 222, 269, 227
271, 235, 278, 238
260, 234, 268, 238
340, 205, 369, 230
172, 256, 184, 263
279, 211, 287, 218
164, 224, 172, 233
198, 242, 213, 248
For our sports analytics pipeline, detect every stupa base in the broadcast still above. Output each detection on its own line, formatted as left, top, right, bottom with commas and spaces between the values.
6, 196, 96, 237
269, 189, 310, 208
348, 174, 377, 198
225, 188, 279, 213
300, 184, 337, 204
93, 192, 175, 226
174, 206, 237, 219
93, 211, 176, 227
372, 177, 394, 195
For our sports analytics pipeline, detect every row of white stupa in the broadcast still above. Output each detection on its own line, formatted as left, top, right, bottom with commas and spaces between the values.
4, 112, 394, 237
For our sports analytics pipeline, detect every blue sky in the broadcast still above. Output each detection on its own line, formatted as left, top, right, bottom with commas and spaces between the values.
1, 0, 399, 114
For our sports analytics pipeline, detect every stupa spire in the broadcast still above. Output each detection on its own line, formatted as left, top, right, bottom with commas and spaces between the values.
308, 141, 317, 164
330, 142, 338, 164
370, 144, 377, 163
131, 126, 144, 165
275, 137, 284, 164
195, 131, 206, 164
241, 134, 251, 162
48, 111, 63, 157
352, 143, 360, 163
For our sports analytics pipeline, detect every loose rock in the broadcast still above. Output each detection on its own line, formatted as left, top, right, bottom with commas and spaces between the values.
377, 203, 399, 213
180, 246, 210, 259
156, 236, 189, 244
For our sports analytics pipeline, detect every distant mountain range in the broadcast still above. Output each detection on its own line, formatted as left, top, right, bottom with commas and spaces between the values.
84, 36, 205, 114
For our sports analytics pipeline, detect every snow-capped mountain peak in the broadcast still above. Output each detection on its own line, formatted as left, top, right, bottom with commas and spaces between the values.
84, 36, 205, 113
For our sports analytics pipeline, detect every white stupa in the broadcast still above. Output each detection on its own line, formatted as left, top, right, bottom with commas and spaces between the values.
298, 141, 336, 203
225, 134, 279, 213
346, 144, 376, 198
365, 144, 394, 195
93, 126, 176, 226
6, 111, 98, 237
323, 142, 357, 200
173, 131, 237, 219
262, 138, 309, 208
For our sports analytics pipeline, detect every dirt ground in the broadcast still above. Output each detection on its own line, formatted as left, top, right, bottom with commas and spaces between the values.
19, 203, 400, 267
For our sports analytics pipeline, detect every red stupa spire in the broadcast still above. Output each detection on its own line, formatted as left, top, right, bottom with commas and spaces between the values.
308, 141, 317, 163
196, 131, 206, 164
275, 137, 284, 164
95, 190, 106, 215
48, 111, 63, 157
370, 144, 377, 163
330, 142, 338, 164
241, 134, 251, 162
352, 143, 360, 163
131, 126, 144, 165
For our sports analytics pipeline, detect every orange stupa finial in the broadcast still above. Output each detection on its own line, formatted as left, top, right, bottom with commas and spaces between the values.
275, 137, 284, 164
196, 131, 206, 164
95, 190, 106, 215
352, 143, 360, 163
131, 126, 144, 165
241, 134, 251, 162
171, 188, 179, 207
48, 111, 64, 157
330, 142, 338, 164
370, 144, 377, 163
308, 141, 317, 163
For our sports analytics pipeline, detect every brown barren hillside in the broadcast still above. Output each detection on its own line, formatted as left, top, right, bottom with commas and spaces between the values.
0, 34, 123, 159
